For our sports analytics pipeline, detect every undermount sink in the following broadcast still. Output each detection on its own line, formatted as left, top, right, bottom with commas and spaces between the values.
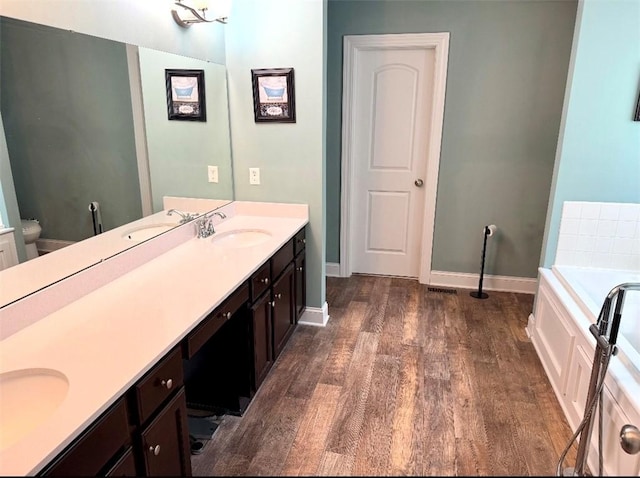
0, 368, 69, 450
122, 223, 176, 241
211, 229, 272, 248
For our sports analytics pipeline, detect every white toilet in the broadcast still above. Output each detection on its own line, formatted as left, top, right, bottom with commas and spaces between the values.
21, 219, 42, 260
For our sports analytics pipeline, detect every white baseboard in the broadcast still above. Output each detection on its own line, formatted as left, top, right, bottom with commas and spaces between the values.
37, 238, 75, 254
326, 262, 341, 277
428, 270, 537, 294
298, 301, 329, 327
324, 264, 536, 294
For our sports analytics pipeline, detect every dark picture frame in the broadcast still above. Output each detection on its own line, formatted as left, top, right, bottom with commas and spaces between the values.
165, 69, 206, 122
251, 68, 296, 123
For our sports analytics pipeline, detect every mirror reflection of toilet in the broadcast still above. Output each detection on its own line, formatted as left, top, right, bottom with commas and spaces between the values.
21, 219, 42, 260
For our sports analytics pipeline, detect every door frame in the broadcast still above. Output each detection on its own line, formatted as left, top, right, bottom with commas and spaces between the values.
339, 33, 450, 284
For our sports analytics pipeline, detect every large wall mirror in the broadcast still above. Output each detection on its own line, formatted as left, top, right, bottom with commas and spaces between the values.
0, 16, 234, 306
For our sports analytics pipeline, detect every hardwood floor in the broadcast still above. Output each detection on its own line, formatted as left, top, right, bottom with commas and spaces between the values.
191, 275, 577, 476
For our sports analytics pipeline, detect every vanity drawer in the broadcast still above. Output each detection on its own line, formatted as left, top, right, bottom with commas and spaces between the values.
133, 346, 184, 425
42, 398, 130, 476
294, 228, 306, 256
250, 261, 271, 303
185, 282, 249, 358
272, 239, 294, 280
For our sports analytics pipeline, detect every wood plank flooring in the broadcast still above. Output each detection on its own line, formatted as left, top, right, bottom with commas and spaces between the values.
191, 275, 577, 476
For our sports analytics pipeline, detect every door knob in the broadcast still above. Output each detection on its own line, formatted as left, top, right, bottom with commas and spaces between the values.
414, 179, 424, 187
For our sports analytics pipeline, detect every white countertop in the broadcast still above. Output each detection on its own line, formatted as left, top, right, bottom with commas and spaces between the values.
0, 201, 308, 476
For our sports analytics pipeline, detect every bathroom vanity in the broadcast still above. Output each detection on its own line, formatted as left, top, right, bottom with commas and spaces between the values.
0, 227, 19, 271
0, 201, 308, 476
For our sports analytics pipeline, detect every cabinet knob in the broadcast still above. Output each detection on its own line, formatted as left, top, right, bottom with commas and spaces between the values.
224, 311, 232, 320
149, 445, 161, 456
298, 238, 305, 244
297, 266, 303, 272
275, 293, 282, 299
161, 379, 173, 389
270, 301, 276, 307
261, 277, 269, 285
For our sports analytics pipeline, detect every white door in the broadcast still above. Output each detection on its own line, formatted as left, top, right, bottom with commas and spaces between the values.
342, 34, 449, 281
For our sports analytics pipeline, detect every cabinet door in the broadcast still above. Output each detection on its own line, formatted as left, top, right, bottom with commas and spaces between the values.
139, 388, 192, 477
0, 234, 18, 271
272, 263, 295, 359
294, 253, 306, 323
251, 291, 273, 391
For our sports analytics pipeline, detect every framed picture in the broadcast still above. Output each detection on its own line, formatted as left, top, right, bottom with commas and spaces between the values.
251, 68, 296, 123
165, 69, 206, 122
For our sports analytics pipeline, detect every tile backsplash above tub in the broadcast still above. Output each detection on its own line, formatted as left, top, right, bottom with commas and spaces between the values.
555, 201, 640, 271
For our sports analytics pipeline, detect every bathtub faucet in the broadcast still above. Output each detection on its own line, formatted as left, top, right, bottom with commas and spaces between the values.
167, 209, 198, 224
559, 281, 640, 477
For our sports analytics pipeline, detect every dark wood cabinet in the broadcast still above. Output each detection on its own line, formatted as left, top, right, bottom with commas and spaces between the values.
105, 447, 136, 476
294, 229, 306, 323
272, 263, 295, 359
41, 346, 191, 477
40, 398, 130, 476
130, 347, 191, 476
133, 348, 184, 425
138, 388, 191, 477
250, 290, 273, 391
39, 225, 307, 476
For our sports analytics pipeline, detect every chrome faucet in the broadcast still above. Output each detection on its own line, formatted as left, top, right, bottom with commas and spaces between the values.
196, 215, 214, 238
195, 211, 227, 238
167, 209, 197, 224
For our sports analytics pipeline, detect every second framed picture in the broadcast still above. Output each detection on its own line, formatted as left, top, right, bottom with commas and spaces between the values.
251, 67, 296, 123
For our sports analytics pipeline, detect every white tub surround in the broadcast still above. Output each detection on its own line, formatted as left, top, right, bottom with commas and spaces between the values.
555, 201, 640, 271
0, 201, 308, 476
528, 201, 640, 476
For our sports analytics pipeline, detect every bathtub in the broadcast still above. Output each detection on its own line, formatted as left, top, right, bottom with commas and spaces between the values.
529, 266, 640, 476
553, 265, 640, 381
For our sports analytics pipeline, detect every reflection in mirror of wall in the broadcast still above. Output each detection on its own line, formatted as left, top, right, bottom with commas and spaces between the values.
0, 16, 234, 304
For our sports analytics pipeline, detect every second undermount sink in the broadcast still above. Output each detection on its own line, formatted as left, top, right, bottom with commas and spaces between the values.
122, 223, 176, 241
211, 229, 272, 248
0, 368, 69, 450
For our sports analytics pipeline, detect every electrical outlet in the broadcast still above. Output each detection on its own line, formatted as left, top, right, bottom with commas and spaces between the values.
249, 167, 261, 185
208, 165, 219, 183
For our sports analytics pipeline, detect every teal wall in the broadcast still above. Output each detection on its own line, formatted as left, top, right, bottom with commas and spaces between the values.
541, 0, 640, 267
226, 0, 326, 309
1, 17, 142, 242
0, 112, 26, 262
327, 0, 577, 278
138, 48, 233, 212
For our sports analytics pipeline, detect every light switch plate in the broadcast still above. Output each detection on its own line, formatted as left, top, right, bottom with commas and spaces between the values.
249, 167, 260, 185
208, 165, 219, 183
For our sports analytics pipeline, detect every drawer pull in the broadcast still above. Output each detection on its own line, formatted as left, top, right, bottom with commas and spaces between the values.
270, 301, 276, 307
161, 379, 173, 389
224, 311, 232, 319
260, 277, 269, 285
298, 238, 306, 244
149, 445, 161, 456
275, 293, 282, 299
297, 266, 303, 272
